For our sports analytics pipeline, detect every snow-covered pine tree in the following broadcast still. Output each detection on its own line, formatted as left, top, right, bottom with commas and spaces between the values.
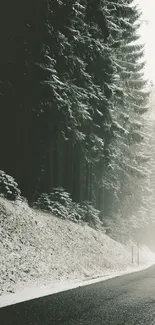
39, 0, 114, 210
100, 0, 150, 238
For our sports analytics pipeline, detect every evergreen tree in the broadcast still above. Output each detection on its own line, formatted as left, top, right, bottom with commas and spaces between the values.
98, 0, 150, 235
0, 0, 150, 240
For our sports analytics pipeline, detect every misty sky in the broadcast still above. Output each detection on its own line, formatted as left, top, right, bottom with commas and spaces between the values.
138, 0, 155, 82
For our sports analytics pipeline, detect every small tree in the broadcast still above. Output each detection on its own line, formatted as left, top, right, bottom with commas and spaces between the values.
0, 170, 21, 200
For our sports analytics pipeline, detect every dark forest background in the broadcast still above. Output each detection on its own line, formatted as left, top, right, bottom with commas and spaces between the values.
1, 0, 155, 243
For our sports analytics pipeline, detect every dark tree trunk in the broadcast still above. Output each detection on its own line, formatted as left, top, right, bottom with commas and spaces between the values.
72, 143, 81, 202
89, 162, 93, 202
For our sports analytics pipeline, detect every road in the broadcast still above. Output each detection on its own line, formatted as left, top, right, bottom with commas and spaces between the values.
1, 265, 155, 325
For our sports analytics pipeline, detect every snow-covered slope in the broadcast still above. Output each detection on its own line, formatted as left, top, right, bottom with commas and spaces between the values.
0, 197, 155, 298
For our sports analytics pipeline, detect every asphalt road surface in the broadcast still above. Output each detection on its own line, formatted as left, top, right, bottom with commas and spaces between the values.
1, 265, 155, 325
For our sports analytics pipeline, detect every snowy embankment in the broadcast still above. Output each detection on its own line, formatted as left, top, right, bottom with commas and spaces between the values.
0, 197, 155, 307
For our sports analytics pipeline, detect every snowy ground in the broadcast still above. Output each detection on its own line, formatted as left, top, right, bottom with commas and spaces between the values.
0, 197, 155, 308
0, 262, 154, 308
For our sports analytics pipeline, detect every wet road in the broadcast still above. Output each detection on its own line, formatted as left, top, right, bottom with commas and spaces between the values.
1, 265, 155, 325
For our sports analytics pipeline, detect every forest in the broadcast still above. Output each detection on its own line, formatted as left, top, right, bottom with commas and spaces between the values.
0, 0, 154, 242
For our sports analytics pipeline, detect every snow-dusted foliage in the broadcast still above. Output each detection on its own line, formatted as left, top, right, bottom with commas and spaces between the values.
0, 170, 21, 201
33, 188, 102, 229
95, 0, 150, 238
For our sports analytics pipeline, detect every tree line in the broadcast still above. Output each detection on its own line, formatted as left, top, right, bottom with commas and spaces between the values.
0, 0, 151, 239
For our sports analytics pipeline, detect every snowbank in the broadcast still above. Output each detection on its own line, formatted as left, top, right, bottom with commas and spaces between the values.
0, 197, 155, 307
